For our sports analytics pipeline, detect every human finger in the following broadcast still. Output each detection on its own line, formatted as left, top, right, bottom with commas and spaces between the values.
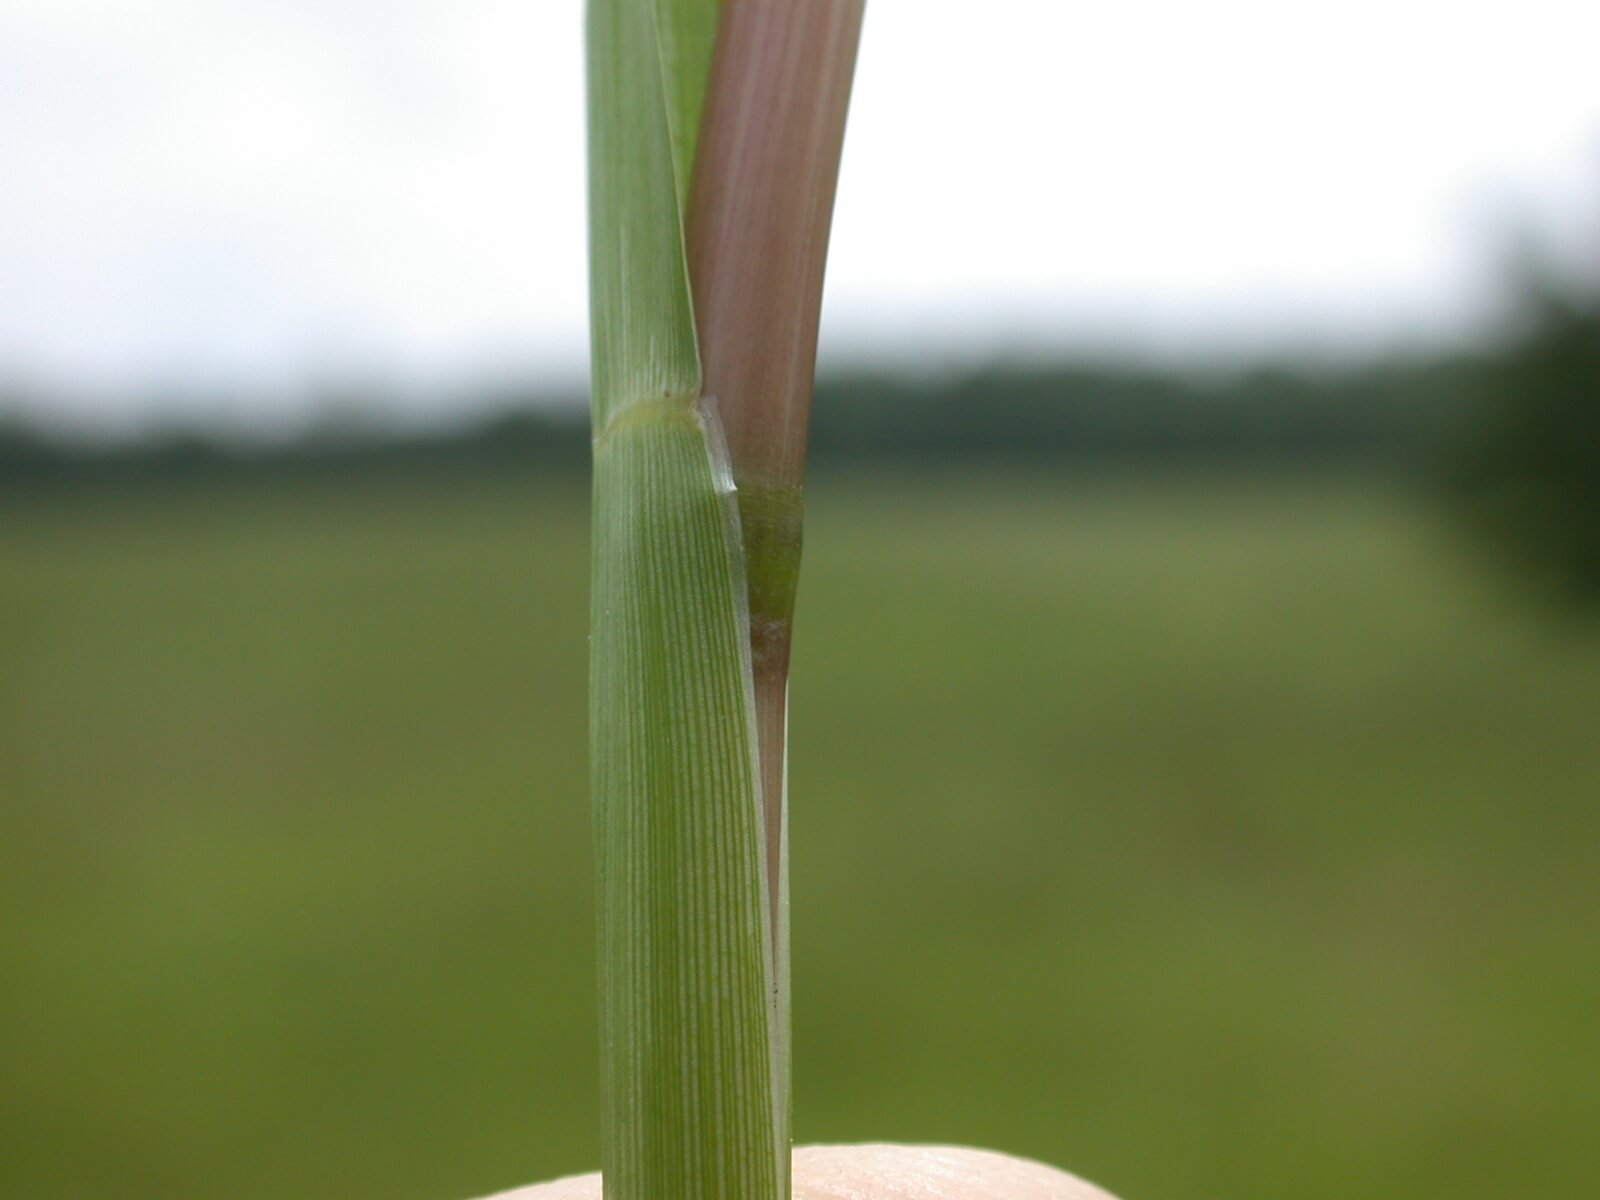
479, 1142, 1120, 1200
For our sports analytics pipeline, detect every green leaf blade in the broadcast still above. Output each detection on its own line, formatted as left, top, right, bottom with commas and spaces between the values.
653, 0, 721, 214
585, 0, 702, 424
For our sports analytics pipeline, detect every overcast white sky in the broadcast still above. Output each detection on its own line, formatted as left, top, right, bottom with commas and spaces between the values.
2, 0, 1598, 430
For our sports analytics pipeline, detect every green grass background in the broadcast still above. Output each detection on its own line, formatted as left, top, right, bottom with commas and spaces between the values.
3, 471, 1597, 1200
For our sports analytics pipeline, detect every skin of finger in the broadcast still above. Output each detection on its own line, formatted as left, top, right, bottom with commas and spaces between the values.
476, 1143, 1120, 1200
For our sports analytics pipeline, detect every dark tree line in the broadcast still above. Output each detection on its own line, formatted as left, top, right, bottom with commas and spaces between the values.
3, 322, 1596, 608
0, 355, 1475, 482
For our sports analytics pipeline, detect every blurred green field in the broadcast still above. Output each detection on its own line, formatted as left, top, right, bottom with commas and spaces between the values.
3, 470, 1597, 1200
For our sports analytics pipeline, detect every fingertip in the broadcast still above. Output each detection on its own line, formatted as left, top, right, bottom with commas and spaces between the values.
478, 1143, 1119, 1200
793, 1144, 1118, 1200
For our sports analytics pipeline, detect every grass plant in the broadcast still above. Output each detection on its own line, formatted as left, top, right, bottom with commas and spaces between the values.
585, 2, 862, 1198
